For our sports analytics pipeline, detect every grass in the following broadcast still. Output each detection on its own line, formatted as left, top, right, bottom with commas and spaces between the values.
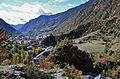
74, 41, 105, 53
73, 30, 100, 41
72, 31, 106, 53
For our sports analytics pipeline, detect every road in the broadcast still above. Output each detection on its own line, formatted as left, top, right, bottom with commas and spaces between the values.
32, 46, 53, 63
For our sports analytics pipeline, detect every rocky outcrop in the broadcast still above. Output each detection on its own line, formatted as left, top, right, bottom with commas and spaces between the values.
0, 65, 26, 79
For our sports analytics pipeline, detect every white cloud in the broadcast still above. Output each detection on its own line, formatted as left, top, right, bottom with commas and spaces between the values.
52, 0, 69, 3
0, 3, 51, 25
68, 4, 75, 7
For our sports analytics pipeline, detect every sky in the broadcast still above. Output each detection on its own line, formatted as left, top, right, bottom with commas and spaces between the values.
0, 0, 89, 25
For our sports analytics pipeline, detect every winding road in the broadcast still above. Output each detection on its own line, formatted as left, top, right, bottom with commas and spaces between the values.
32, 46, 53, 63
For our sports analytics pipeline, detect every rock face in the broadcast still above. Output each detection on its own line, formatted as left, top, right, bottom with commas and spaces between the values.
0, 65, 26, 79
0, 65, 63, 79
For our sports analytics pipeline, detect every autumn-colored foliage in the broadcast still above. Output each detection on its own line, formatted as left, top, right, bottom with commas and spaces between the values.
64, 65, 83, 79
1, 59, 11, 65
11, 52, 31, 65
39, 58, 54, 69
0, 31, 6, 41
94, 49, 120, 78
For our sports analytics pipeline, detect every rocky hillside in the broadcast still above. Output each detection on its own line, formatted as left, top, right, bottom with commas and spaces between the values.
55, 0, 120, 36
0, 28, 6, 41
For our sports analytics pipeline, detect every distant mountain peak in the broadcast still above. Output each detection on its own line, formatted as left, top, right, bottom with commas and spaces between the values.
20, 1, 93, 35
0, 7, 52, 25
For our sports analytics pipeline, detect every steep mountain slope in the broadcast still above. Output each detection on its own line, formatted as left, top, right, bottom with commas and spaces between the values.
0, 18, 17, 35
20, 0, 95, 34
12, 24, 24, 31
55, 0, 120, 35
0, 28, 6, 41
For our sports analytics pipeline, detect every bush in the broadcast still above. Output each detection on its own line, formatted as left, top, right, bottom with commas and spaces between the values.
93, 49, 120, 78
49, 39, 94, 73
1, 59, 11, 65
102, 68, 120, 79
41, 34, 57, 47
35, 47, 42, 54
39, 58, 54, 69
25, 65, 54, 79
64, 65, 83, 79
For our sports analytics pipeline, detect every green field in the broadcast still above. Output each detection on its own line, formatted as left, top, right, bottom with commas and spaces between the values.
74, 41, 105, 53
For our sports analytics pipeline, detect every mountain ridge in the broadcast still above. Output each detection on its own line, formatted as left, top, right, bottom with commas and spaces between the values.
0, 18, 18, 35
20, 0, 95, 34
55, 0, 120, 36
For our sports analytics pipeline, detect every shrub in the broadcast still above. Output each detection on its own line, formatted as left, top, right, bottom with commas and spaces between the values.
39, 58, 54, 69
1, 59, 11, 65
35, 47, 42, 54
102, 68, 120, 79
93, 49, 120, 78
64, 65, 83, 79
41, 34, 57, 47
25, 65, 54, 79
49, 39, 93, 73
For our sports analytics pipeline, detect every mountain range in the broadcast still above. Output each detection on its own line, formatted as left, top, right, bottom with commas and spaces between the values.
20, 0, 120, 37
0, 0, 120, 37
55, 0, 120, 34
12, 24, 24, 31
20, 0, 94, 34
